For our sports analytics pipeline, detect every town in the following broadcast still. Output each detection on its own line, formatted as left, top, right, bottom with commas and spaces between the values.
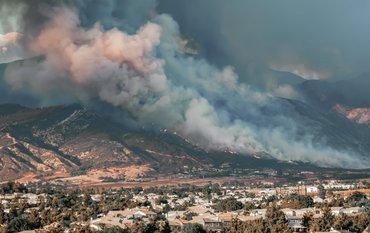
1, 176, 370, 233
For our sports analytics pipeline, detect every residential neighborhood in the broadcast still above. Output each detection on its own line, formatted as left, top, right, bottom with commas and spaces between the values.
1, 179, 370, 232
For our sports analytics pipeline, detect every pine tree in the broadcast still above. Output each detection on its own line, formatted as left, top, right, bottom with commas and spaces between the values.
0, 205, 5, 224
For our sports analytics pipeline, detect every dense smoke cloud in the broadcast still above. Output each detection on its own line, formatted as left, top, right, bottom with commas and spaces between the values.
158, 1, 370, 84
1, 0, 369, 168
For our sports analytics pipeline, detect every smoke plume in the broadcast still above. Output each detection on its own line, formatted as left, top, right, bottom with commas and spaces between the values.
1, 0, 369, 168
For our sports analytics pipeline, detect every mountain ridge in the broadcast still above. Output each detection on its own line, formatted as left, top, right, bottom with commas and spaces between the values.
1, 101, 370, 182
0, 103, 290, 182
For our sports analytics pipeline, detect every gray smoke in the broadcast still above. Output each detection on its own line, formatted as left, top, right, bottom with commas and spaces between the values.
1, 0, 369, 168
158, 0, 370, 87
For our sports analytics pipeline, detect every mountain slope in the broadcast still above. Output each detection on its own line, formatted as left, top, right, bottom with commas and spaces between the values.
2, 100, 370, 182
3, 104, 296, 181
299, 74, 370, 110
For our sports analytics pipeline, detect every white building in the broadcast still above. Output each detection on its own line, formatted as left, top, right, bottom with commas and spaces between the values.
306, 186, 318, 193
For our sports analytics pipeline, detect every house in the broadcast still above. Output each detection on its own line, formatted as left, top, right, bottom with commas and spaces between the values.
106, 209, 136, 219
341, 207, 365, 215
250, 208, 266, 217
203, 218, 222, 232
287, 216, 306, 232
90, 218, 133, 230
313, 230, 351, 233
21, 193, 39, 205
105, 208, 157, 220
134, 210, 157, 219
91, 194, 102, 202
90, 211, 135, 230
282, 208, 296, 216
313, 196, 324, 203
237, 215, 262, 222
306, 186, 318, 193
295, 208, 319, 216
330, 207, 344, 216
189, 213, 219, 227
19, 230, 47, 233
167, 211, 186, 220
259, 189, 276, 196
218, 213, 236, 228
168, 218, 190, 232
1, 200, 9, 206
187, 206, 214, 215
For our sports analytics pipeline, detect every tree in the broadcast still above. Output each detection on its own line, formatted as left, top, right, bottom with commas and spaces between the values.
1, 182, 15, 194
0, 205, 5, 224
192, 224, 207, 233
71, 224, 94, 233
313, 206, 334, 231
281, 194, 314, 209
157, 220, 171, 233
48, 224, 65, 233
7, 217, 32, 233
211, 183, 222, 195
213, 197, 244, 212
27, 209, 42, 229
130, 219, 145, 233
265, 205, 289, 233
82, 191, 92, 206
132, 187, 143, 195
7, 207, 18, 222
163, 204, 171, 214
155, 196, 169, 205
202, 184, 211, 200
143, 221, 157, 233
351, 213, 370, 233
333, 213, 352, 230
98, 227, 130, 233
318, 184, 326, 199
347, 191, 367, 207
302, 211, 313, 229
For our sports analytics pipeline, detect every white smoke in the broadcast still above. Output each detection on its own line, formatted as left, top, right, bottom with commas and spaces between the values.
1, 3, 369, 168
